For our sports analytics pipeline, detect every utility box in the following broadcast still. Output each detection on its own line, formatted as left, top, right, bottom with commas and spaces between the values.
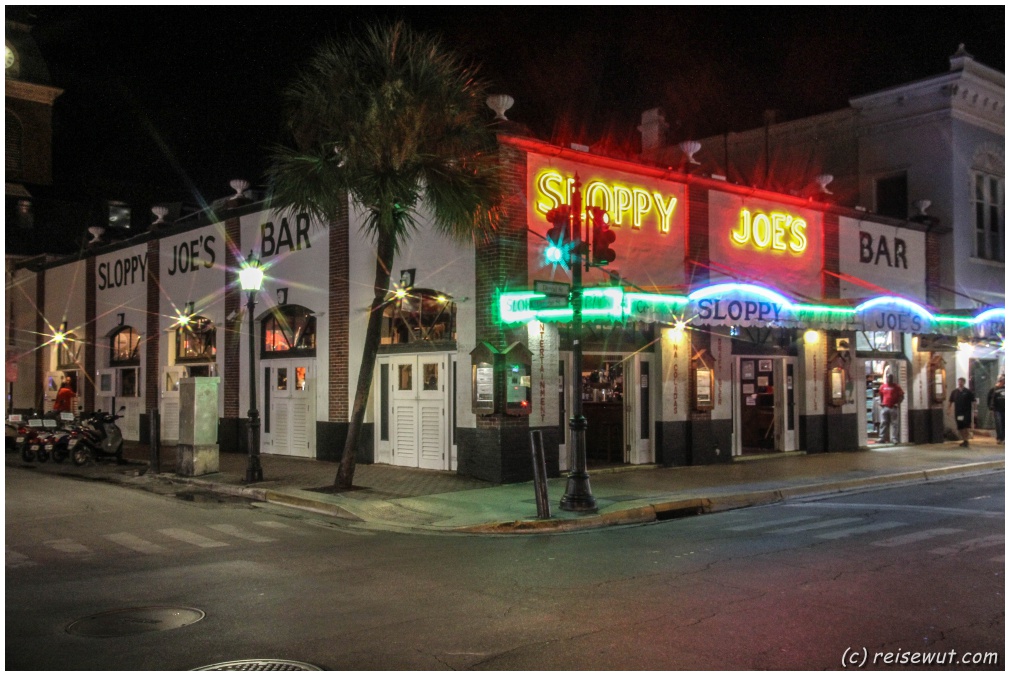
176, 377, 220, 476
469, 341, 532, 416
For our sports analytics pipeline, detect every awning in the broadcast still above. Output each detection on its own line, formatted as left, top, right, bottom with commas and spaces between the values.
499, 283, 1005, 340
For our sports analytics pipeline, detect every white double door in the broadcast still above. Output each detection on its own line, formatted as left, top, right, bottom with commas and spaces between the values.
378, 354, 449, 470
262, 359, 315, 458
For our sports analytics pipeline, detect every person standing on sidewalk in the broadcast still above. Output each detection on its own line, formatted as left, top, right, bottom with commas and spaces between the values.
987, 374, 1005, 443
52, 377, 75, 413
877, 374, 904, 444
948, 378, 976, 447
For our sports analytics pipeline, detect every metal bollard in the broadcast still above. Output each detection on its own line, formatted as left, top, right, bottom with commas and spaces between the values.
149, 408, 161, 474
529, 430, 551, 519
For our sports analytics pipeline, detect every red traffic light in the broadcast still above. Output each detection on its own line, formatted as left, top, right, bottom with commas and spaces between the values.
590, 207, 616, 266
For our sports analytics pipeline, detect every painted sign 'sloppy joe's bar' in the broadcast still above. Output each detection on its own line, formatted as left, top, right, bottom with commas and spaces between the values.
7, 135, 1004, 483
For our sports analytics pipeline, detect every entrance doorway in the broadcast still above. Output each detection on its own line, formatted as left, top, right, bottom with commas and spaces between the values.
262, 359, 316, 458
862, 359, 905, 446
734, 356, 798, 455
970, 358, 999, 431
577, 353, 654, 467
374, 353, 449, 470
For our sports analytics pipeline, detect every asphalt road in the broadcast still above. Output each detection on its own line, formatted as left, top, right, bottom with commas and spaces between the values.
5, 466, 1004, 670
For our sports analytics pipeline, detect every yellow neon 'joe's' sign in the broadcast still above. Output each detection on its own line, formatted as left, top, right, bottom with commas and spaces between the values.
535, 169, 678, 233
730, 208, 807, 254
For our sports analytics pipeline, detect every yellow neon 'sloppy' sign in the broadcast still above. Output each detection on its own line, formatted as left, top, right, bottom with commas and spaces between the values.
730, 208, 808, 254
534, 169, 678, 233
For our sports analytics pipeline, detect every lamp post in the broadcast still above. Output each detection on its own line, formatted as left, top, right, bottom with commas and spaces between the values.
560, 177, 597, 512
239, 251, 264, 483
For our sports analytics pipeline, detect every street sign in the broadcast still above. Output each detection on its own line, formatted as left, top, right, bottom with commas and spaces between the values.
530, 296, 570, 310
534, 280, 570, 297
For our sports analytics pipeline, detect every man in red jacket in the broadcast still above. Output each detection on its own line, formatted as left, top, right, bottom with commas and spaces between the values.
878, 373, 904, 444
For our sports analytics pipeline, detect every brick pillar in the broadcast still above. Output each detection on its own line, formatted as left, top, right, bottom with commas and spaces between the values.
459, 141, 533, 483
823, 212, 840, 298
223, 216, 242, 419
34, 270, 46, 410
145, 239, 160, 407
924, 224, 947, 308
685, 184, 709, 287
85, 257, 96, 412
328, 195, 350, 423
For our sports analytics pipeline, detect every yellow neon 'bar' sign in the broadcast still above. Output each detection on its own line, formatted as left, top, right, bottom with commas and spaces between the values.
535, 169, 678, 233
730, 208, 807, 254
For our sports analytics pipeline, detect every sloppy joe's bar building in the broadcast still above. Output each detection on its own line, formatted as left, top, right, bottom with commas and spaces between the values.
7, 134, 1004, 483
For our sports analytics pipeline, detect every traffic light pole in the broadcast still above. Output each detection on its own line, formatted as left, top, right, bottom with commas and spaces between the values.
560, 177, 597, 512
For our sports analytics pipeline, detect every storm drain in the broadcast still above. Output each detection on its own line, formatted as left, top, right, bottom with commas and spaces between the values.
66, 606, 205, 637
193, 660, 322, 671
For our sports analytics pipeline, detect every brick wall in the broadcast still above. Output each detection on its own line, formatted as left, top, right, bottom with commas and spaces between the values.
328, 194, 350, 421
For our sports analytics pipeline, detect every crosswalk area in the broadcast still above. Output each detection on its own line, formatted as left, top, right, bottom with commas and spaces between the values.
6, 520, 310, 569
719, 512, 1004, 561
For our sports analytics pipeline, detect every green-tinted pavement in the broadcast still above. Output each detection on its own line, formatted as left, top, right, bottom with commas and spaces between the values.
10, 439, 1004, 534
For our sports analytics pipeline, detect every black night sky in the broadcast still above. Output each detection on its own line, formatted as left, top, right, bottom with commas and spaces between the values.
10, 5, 1005, 241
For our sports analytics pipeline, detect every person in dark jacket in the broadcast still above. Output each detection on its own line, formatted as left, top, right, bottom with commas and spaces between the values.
987, 374, 1005, 444
948, 378, 976, 447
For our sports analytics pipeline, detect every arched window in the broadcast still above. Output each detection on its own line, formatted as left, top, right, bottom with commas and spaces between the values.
381, 288, 456, 345
261, 305, 316, 358
110, 326, 140, 365
175, 316, 216, 362
57, 332, 82, 369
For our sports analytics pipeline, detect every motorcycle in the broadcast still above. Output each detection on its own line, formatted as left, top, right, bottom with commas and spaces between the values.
68, 407, 126, 466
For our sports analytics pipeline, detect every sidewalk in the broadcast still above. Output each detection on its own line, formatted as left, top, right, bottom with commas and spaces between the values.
13, 439, 1005, 535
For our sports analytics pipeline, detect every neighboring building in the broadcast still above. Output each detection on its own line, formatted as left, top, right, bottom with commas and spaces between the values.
642, 45, 1005, 433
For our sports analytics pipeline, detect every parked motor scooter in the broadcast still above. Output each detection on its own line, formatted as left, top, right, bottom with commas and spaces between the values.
69, 407, 126, 465
48, 412, 79, 463
19, 416, 52, 463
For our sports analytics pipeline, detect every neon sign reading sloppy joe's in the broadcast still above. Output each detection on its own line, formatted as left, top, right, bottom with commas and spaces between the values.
533, 168, 679, 234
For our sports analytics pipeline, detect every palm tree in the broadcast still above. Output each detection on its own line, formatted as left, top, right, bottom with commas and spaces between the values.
268, 21, 502, 488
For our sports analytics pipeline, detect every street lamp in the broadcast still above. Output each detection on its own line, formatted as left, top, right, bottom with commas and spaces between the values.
239, 251, 265, 483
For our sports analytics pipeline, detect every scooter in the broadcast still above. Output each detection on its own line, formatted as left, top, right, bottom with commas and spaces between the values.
68, 407, 126, 465
19, 416, 53, 463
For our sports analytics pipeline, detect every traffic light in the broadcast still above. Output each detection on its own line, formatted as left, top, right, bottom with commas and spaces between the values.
545, 206, 570, 244
544, 206, 571, 266
589, 206, 616, 265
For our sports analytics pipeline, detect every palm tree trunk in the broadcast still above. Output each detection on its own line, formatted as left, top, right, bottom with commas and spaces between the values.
336, 232, 395, 488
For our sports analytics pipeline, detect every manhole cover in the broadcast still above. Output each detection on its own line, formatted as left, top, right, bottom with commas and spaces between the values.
193, 660, 322, 671
66, 606, 205, 637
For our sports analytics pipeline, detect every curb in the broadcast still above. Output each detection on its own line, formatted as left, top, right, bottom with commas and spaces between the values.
455, 461, 1005, 534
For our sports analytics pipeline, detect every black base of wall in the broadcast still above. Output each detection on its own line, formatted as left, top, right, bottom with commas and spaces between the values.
316, 422, 373, 463
824, 412, 859, 452
909, 408, 945, 444
655, 419, 733, 466
799, 414, 826, 453
457, 420, 534, 484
